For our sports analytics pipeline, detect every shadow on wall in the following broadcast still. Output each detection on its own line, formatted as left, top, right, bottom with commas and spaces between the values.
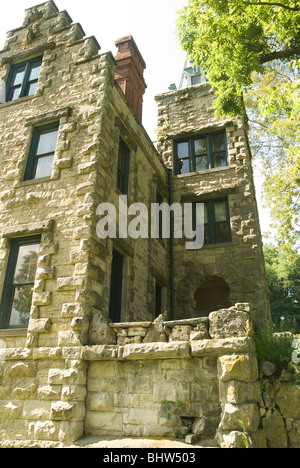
193, 276, 231, 316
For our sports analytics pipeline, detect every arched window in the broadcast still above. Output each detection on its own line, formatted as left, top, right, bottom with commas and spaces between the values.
193, 277, 231, 315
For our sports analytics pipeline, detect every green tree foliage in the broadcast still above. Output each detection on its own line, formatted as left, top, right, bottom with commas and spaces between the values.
246, 64, 300, 249
177, 0, 300, 248
264, 244, 300, 331
177, 0, 300, 115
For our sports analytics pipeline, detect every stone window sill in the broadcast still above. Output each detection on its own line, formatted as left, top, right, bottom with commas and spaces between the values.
0, 328, 27, 337
175, 165, 234, 178
0, 95, 36, 109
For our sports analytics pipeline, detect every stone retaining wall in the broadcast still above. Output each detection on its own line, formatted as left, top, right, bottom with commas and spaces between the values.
0, 302, 269, 447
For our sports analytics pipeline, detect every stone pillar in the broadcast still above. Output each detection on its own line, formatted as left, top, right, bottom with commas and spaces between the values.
209, 304, 267, 448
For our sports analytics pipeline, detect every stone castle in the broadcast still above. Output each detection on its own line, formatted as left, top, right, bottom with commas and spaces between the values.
0, 1, 287, 448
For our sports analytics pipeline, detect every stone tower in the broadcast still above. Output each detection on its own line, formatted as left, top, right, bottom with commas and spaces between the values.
155, 77, 271, 329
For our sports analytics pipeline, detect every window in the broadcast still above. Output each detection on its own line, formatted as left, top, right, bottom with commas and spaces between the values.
156, 191, 163, 239
193, 198, 231, 245
194, 277, 231, 314
6, 56, 42, 102
117, 139, 130, 194
0, 236, 40, 329
155, 282, 162, 318
24, 122, 59, 180
175, 131, 228, 175
109, 249, 124, 323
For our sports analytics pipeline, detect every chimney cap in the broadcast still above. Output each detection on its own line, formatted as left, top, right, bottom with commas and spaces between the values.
115, 35, 146, 70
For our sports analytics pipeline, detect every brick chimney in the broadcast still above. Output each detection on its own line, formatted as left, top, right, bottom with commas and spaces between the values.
114, 35, 147, 123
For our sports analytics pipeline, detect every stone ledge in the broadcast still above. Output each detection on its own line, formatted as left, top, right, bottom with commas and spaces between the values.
120, 341, 191, 360
191, 337, 255, 357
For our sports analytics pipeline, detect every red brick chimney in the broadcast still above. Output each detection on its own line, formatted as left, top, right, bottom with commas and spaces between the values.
114, 35, 147, 123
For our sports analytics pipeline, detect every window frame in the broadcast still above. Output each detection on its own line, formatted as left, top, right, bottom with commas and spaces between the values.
24, 121, 59, 181
117, 139, 130, 195
0, 236, 41, 330
6, 56, 43, 102
174, 130, 228, 175
193, 198, 232, 245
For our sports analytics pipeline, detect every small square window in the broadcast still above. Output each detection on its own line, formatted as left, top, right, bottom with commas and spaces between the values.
6, 56, 43, 102
0, 236, 40, 329
24, 122, 59, 181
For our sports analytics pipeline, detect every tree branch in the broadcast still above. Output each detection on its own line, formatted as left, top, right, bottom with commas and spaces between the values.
245, 1, 300, 11
260, 46, 300, 63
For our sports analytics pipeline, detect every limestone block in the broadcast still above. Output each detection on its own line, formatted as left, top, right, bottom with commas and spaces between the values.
28, 318, 51, 334
13, 383, 37, 399
216, 430, 251, 449
191, 337, 255, 357
87, 361, 117, 378
37, 385, 61, 401
121, 341, 191, 361
61, 302, 91, 318
0, 401, 23, 419
218, 354, 258, 382
287, 420, 300, 448
219, 403, 260, 432
262, 409, 288, 448
61, 385, 87, 402
58, 330, 88, 347
70, 316, 90, 332
57, 276, 87, 291
28, 421, 60, 441
88, 311, 116, 345
275, 385, 300, 419
6, 361, 36, 377
169, 325, 192, 342
86, 392, 114, 412
32, 291, 51, 306
153, 381, 190, 404
81, 345, 119, 361
128, 408, 158, 425
51, 401, 85, 422
48, 368, 86, 385
209, 306, 253, 339
32, 347, 61, 360
85, 411, 123, 433
219, 381, 261, 405
23, 400, 51, 420
59, 421, 84, 442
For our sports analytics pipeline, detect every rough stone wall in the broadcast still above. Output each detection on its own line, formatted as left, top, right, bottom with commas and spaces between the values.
0, 1, 169, 445
155, 85, 271, 330
83, 303, 259, 444
259, 367, 300, 448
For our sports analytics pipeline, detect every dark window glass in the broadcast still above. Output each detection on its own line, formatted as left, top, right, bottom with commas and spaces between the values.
156, 191, 163, 239
0, 237, 40, 329
24, 122, 59, 181
155, 282, 162, 318
117, 140, 130, 195
6, 56, 42, 102
175, 131, 228, 175
109, 250, 124, 323
194, 199, 231, 245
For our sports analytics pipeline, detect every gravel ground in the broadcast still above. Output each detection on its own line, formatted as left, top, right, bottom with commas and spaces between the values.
64, 435, 218, 449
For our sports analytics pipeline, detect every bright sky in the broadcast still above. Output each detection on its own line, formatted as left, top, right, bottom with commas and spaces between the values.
0, 0, 187, 140
0, 0, 272, 235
